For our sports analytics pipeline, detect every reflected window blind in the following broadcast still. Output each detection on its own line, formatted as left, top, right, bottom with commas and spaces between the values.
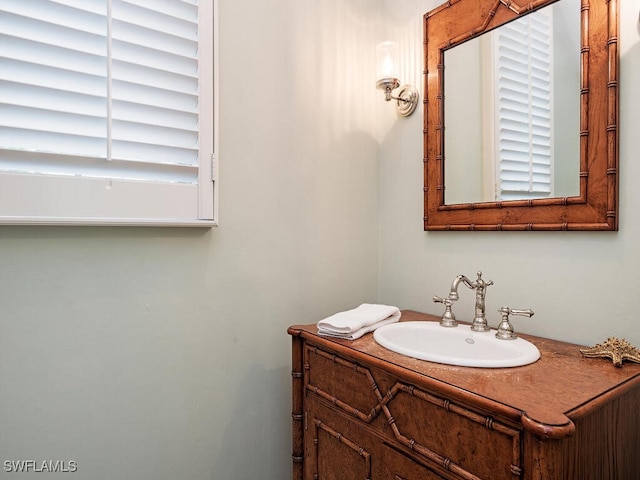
0, 0, 215, 224
494, 10, 553, 201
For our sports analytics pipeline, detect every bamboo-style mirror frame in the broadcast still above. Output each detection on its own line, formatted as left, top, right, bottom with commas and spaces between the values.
423, 0, 619, 231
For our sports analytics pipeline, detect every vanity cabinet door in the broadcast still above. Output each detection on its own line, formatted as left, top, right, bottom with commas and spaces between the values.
305, 396, 447, 480
304, 397, 373, 480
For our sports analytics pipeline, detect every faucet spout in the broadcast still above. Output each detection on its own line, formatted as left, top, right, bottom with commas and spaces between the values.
449, 274, 473, 301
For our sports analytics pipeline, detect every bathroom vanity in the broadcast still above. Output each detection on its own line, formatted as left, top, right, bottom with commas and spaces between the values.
288, 311, 640, 479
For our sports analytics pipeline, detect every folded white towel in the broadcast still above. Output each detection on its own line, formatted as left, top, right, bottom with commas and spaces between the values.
317, 303, 401, 340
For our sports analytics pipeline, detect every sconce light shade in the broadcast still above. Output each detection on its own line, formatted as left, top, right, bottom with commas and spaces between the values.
376, 41, 400, 81
375, 41, 418, 117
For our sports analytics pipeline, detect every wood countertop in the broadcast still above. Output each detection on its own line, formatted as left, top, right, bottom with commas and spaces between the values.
288, 310, 640, 439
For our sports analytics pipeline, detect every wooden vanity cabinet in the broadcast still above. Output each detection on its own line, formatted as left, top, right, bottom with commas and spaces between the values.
289, 311, 640, 480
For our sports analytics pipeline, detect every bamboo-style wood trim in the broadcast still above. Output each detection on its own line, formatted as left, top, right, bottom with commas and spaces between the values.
606, 0, 619, 229
423, 0, 619, 231
307, 347, 385, 422
391, 384, 522, 479
305, 345, 523, 479
448, 0, 552, 46
292, 328, 526, 428
423, 222, 614, 231
289, 331, 304, 480
313, 420, 372, 480
580, 0, 590, 204
521, 412, 576, 440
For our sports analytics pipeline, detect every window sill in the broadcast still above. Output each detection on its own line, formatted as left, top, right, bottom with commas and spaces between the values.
0, 217, 218, 228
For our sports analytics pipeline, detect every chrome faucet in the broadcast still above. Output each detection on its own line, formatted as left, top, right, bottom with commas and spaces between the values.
449, 271, 493, 332
433, 272, 534, 338
495, 307, 534, 339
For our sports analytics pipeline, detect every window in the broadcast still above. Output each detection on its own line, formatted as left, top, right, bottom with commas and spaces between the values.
0, 0, 218, 226
493, 9, 553, 201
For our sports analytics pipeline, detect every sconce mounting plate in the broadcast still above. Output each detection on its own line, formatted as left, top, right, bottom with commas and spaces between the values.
395, 85, 419, 117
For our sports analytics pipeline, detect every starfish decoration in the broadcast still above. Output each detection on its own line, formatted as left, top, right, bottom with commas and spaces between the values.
580, 337, 640, 367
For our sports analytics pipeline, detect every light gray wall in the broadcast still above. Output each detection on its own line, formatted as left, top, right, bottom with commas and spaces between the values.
2, 1, 638, 479
0, 1, 381, 479
379, 0, 640, 348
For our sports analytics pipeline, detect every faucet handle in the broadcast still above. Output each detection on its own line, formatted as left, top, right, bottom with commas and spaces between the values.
475, 271, 494, 287
433, 295, 458, 327
495, 307, 534, 340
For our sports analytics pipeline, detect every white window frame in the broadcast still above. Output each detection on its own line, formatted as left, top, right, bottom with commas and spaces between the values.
0, 0, 219, 227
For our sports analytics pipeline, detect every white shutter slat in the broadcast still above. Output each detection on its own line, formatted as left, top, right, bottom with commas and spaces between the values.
111, 133, 198, 166
0, 14, 105, 55
0, 130, 106, 159
1, 0, 106, 33
0, 80, 105, 117
112, 60, 197, 96
113, 100, 198, 131
116, 0, 198, 35
112, 16, 197, 55
112, 39, 197, 76
500, 110, 531, 124
112, 79, 197, 112
0, 57, 106, 96
0, 102, 105, 135
0, 149, 195, 182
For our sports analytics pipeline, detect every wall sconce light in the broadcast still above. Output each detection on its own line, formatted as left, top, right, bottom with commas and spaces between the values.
375, 41, 419, 117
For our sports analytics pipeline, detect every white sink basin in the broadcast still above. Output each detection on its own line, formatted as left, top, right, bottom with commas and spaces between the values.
373, 321, 540, 368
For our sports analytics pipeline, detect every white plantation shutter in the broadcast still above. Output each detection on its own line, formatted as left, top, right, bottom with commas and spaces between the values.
494, 10, 553, 201
0, 0, 217, 225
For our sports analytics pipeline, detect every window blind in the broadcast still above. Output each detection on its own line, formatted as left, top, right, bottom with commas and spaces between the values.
0, 0, 216, 225
494, 10, 553, 201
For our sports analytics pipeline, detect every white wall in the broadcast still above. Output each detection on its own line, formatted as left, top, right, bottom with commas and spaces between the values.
0, 1, 381, 479
379, 0, 640, 348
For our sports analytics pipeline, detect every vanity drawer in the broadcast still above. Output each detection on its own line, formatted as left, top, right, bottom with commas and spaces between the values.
386, 385, 522, 480
305, 345, 385, 418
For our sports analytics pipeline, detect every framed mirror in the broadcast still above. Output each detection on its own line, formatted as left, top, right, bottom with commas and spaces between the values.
423, 0, 619, 231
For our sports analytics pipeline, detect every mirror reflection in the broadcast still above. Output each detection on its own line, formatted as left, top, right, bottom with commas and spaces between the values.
443, 0, 580, 205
